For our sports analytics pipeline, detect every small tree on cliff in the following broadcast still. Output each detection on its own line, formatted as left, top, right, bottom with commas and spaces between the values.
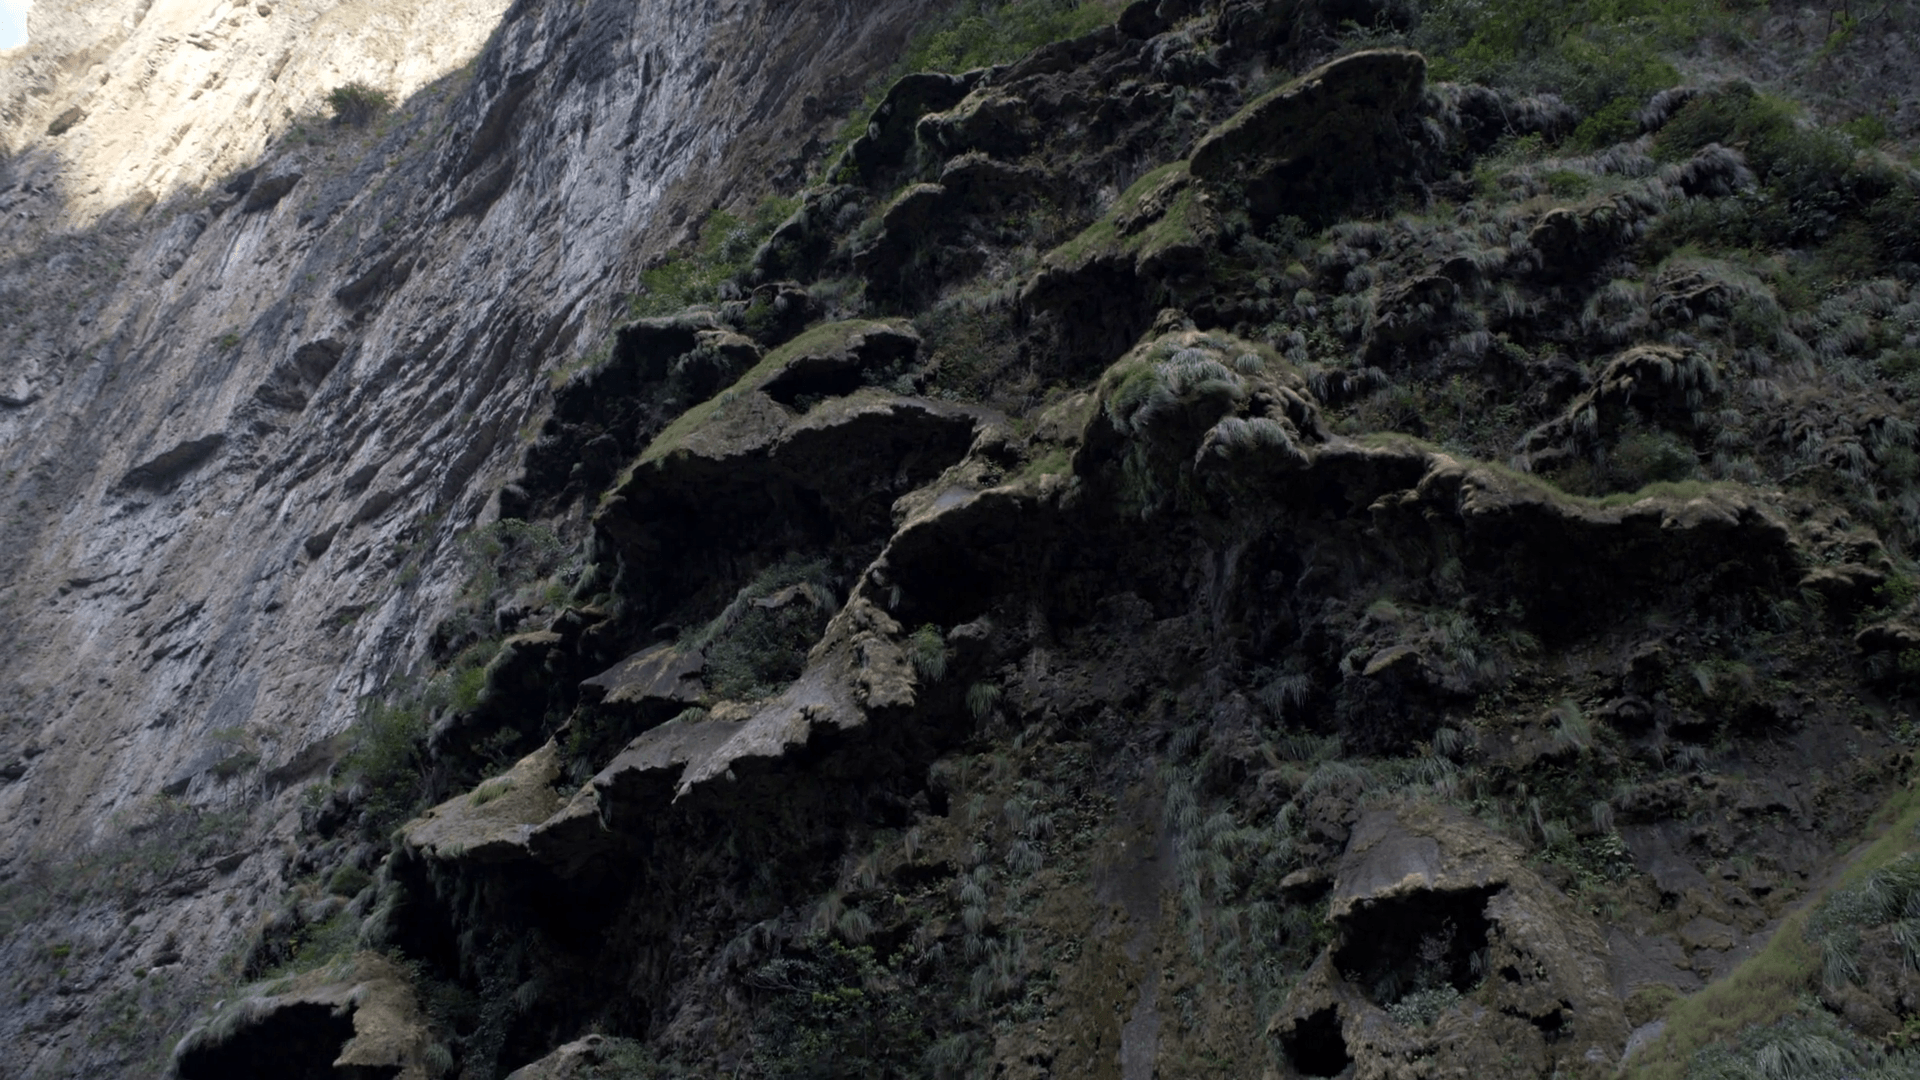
326, 82, 392, 127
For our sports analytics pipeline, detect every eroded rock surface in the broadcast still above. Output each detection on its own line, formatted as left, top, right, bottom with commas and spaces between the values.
0, 0, 938, 1071
171, 953, 433, 1080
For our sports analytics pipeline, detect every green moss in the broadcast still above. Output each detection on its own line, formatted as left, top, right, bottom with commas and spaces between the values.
629, 195, 798, 318
635, 319, 901, 466
1017, 446, 1074, 479
1043, 162, 1194, 270
1354, 431, 1742, 511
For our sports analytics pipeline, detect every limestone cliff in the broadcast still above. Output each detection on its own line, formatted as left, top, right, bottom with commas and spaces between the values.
0, 0, 926, 1073
7, 1, 1920, 1079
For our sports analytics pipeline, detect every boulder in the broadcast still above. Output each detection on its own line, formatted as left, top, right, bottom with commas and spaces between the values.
580, 641, 706, 717
1023, 165, 1220, 360
916, 89, 1032, 158
241, 156, 306, 212
504, 1034, 620, 1079
842, 71, 983, 181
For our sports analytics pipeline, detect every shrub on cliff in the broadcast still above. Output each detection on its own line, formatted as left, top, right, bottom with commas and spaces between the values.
326, 82, 393, 127
907, 0, 1117, 74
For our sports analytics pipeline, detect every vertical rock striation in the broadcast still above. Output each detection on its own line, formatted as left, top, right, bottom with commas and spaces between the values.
0, 0, 924, 1073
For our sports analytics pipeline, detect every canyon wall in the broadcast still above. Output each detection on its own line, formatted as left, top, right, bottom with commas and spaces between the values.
0, 1, 927, 1073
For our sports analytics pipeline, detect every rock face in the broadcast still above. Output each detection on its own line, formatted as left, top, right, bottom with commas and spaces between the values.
1272, 805, 1629, 1079
6, 1, 1920, 1078
1, 0, 512, 219
0, 0, 930, 1073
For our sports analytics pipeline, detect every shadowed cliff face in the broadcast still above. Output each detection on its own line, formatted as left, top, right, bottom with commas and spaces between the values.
0, 0, 925, 1072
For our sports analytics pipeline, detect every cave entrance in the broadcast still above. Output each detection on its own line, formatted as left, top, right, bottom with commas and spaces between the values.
174, 1001, 360, 1080
1280, 1005, 1352, 1077
1331, 884, 1499, 1005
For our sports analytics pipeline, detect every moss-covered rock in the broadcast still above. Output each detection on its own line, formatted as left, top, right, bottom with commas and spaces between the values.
1023, 164, 1223, 360
171, 953, 434, 1080
1189, 48, 1428, 223
402, 742, 568, 867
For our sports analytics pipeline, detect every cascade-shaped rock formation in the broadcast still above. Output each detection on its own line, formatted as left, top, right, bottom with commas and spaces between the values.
7, 1, 1920, 1078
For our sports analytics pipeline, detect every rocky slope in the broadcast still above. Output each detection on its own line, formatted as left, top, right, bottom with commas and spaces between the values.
9, 1, 1920, 1079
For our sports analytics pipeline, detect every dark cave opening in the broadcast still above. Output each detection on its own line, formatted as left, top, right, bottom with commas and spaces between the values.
761, 358, 871, 406
1331, 884, 1499, 1004
1281, 1005, 1352, 1077
173, 1001, 360, 1080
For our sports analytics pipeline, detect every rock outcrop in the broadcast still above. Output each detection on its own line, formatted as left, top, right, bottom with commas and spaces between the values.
0, 0, 934, 1072
6, 1, 1920, 1078
1272, 805, 1629, 1079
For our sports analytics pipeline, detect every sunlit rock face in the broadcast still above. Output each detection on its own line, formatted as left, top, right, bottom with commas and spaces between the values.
1, 0, 511, 219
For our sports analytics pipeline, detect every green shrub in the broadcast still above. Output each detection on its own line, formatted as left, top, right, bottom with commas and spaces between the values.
1386, 985, 1461, 1027
1804, 851, 1920, 988
966, 681, 1001, 720
445, 638, 503, 714
820, 0, 1120, 178
906, 0, 1116, 75
747, 937, 932, 1079
1609, 429, 1698, 489
325, 865, 373, 898
692, 558, 836, 702
340, 698, 429, 831
1415, 0, 1693, 114
908, 624, 949, 680
1570, 95, 1643, 150
326, 82, 393, 127
579, 1039, 700, 1078
462, 519, 564, 601
630, 195, 798, 318
1686, 1007, 1920, 1080
1653, 84, 1891, 249
1841, 113, 1891, 147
